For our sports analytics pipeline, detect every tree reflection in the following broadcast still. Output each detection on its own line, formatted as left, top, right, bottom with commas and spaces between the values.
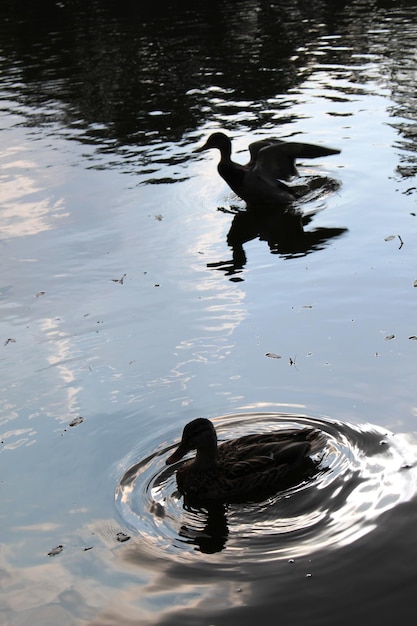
1, 0, 416, 181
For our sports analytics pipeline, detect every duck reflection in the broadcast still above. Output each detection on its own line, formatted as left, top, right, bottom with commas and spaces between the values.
177, 457, 323, 554
208, 205, 347, 276
178, 501, 229, 554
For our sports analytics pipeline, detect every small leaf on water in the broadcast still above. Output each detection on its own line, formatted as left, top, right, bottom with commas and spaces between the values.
384, 334, 395, 341
69, 416, 84, 427
48, 545, 63, 557
265, 352, 282, 359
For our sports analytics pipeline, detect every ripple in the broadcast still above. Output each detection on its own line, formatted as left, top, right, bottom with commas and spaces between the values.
114, 413, 417, 563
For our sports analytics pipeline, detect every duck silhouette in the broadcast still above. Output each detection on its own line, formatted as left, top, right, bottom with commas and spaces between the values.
194, 132, 340, 207
166, 418, 324, 502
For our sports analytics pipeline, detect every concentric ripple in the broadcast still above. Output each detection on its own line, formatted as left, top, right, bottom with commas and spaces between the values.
114, 413, 417, 561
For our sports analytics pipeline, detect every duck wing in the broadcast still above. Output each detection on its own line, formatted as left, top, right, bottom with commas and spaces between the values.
221, 427, 325, 459
222, 427, 318, 449
214, 462, 291, 499
253, 141, 341, 181
247, 138, 284, 165
211, 441, 311, 500
219, 440, 311, 475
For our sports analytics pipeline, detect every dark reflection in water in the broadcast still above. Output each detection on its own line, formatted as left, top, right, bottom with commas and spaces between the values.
0, 0, 416, 183
179, 502, 230, 554
145, 499, 417, 626
209, 205, 347, 276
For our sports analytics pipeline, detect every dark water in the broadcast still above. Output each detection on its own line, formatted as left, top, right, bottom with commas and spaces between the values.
1, 1, 417, 624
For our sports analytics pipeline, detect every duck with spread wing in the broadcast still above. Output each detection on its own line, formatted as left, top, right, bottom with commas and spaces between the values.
194, 132, 340, 207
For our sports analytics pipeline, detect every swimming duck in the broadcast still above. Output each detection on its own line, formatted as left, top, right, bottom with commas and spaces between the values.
166, 418, 324, 502
194, 132, 340, 207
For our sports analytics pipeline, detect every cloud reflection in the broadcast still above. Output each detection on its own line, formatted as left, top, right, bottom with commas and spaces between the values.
0, 149, 68, 239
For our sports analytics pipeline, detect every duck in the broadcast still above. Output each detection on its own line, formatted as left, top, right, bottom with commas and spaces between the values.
166, 418, 324, 502
194, 132, 340, 207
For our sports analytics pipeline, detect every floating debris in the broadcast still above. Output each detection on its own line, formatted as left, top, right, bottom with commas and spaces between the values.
116, 532, 131, 543
384, 334, 395, 341
265, 352, 282, 359
409, 336, 417, 341
69, 416, 84, 427
4, 338, 16, 346
35, 291, 46, 297
385, 235, 404, 248
414, 280, 417, 288
48, 545, 63, 557
111, 274, 126, 284
83, 546, 94, 552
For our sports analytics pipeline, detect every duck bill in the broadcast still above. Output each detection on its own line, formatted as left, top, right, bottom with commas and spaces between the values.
193, 141, 209, 153
166, 440, 189, 465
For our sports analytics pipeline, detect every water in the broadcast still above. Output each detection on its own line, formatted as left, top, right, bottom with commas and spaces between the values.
1, 1, 417, 624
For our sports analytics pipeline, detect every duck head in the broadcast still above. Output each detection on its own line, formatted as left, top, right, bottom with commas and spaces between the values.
166, 418, 218, 465
194, 132, 232, 157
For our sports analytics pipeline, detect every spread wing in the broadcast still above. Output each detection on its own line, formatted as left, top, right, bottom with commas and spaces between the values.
247, 138, 284, 165
250, 140, 341, 181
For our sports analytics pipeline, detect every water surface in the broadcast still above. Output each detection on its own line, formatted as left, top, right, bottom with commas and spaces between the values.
1, 1, 417, 625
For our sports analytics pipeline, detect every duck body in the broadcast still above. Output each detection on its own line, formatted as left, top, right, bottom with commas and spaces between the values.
166, 418, 324, 502
194, 132, 340, 208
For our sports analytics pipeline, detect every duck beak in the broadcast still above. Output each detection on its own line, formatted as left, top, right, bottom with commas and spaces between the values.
166, 440, 190, 465
193, 140, 209, 153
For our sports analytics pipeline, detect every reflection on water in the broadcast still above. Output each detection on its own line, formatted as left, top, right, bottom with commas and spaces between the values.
209, 202, 347, 277
0, 0, 416, 182
0, 145, 69, 239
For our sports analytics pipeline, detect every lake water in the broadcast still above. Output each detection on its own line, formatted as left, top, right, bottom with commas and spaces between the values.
1, 1, 417, 624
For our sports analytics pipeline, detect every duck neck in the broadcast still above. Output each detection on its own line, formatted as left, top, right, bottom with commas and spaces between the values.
194, 439, 218, 470
218, 142, 232, 164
